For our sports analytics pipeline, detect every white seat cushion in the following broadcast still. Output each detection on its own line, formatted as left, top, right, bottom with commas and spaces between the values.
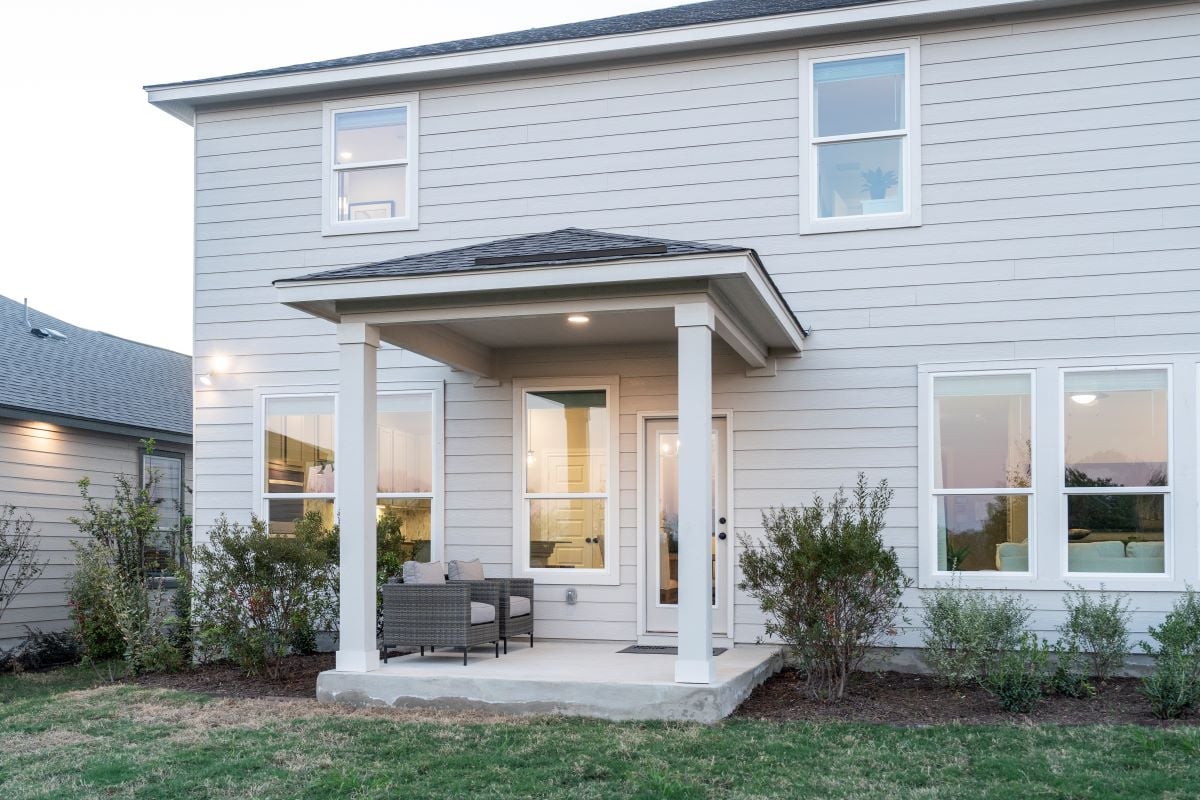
470, 602, 496, 625
509, 595, 531, 618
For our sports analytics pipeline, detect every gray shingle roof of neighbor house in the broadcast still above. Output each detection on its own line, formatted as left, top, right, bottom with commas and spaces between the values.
0, 295, 192, 438
147, 0, 888, 88
277, 228, 752, 283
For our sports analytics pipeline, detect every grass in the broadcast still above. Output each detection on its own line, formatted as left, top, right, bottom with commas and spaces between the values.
3, 667, 1200, 799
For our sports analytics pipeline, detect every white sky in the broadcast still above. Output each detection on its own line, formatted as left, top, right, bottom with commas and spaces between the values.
0, 0, 671, 355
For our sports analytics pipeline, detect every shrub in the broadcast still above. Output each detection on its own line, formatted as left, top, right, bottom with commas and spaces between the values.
0, 627, 80, 673
982, 632, 1050, 713
1, 505, 46, 630
920, 585, 1030, 687
738, 473, 910, 701
1140, 589, 1200, 719
1056, 585, 1131, 682
67, 445, 185, 675
1050, 637, 1096, 699
192, 515, 337, 678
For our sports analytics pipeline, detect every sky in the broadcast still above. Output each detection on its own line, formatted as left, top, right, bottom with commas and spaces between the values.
0, 0, 672, 355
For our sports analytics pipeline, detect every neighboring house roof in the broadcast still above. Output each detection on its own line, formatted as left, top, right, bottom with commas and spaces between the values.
277, 228, 751, 283
0, 295, 192, 439
151, 0, 887, 88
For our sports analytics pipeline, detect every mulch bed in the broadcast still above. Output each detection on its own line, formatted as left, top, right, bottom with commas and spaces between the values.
735, 668, 1198, 727
133, 649, 417, 699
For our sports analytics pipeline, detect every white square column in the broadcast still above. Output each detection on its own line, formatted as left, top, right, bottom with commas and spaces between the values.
674, 302, 716, 684
335, 322, 380, 673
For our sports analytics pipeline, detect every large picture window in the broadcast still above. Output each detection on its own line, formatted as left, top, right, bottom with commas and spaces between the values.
1063, 368, 1169, 575
515, 379, 619, 583
932, 373, 1033, 573
323, 93, 419, 235
800, 40, 920, 234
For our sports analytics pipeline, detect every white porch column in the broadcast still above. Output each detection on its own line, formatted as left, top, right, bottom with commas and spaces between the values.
335, 322, 380, 672
674, 302, 715, 684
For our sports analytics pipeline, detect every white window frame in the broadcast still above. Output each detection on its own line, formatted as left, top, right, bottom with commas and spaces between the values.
918, 355, 1197, 592
512, 376, 621, 585
254, 383, 445, 563
1059, 364, 1173, 581
924, 369, 1037, 581
798, 38, 922, 235
321, 92, 420, 237
377, 386, 445, 563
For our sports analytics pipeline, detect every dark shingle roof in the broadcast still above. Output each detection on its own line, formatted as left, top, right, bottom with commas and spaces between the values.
0, 296, 192, 437
150, 0, 888, 88
278, 228, 749, 283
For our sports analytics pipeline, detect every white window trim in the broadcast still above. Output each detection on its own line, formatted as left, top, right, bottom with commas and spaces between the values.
1059, 364, 1173, 581
798, 38, 922, 235
254, 383, 445, 563
321, 92, 420, 237
512, 376, 621, 586
924, 368, 1037, 581
918, 354, 1198, 592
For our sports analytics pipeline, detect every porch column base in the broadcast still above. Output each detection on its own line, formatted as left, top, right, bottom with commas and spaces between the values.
674, 658, 717, 685
336, 649, 380, 673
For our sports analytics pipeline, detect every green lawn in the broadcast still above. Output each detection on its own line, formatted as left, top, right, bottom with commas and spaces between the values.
3, 667, 1200, 799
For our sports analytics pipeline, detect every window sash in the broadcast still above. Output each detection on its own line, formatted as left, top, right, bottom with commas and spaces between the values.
323, 95, 419, 233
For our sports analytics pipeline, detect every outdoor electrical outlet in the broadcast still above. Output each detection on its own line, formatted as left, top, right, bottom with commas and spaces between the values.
566, 588, 578, 605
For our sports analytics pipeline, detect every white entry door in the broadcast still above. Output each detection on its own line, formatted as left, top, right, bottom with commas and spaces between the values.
644, 417, 729, 635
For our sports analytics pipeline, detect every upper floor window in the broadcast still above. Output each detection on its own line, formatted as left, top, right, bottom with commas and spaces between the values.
322, 93, 419, 236
800, 40, 921, 234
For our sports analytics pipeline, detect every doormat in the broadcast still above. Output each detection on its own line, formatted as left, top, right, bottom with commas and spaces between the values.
618, 645, 727, 656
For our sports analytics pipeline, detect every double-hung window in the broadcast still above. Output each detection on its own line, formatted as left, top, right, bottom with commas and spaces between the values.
1062, 368, 1170, 575
323, 93, 419, 235
930, 373, 1034, 574
377, 392, 438, 562
141, 450, 186, 575
800, 40, 921, 233
514, 378, 619, 584
263, 395, 337, 535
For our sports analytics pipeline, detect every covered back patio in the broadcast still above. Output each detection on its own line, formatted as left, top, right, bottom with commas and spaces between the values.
275, 228, 805, 718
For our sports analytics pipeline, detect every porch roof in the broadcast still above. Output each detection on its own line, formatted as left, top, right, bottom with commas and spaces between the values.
275, 228, 806, 377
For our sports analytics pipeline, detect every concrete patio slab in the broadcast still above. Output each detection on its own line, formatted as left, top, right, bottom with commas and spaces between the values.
316, 640, 782, 722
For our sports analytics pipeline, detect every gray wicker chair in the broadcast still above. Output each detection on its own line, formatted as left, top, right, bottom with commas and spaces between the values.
381, 581, 500, 665
452, 578, 534, 654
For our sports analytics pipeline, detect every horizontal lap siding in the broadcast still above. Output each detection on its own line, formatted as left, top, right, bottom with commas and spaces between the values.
191, 0, 1200, 645
0, 419, 192, 646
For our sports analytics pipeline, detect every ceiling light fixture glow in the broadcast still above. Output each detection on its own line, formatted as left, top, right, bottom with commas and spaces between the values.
566, 314, 590, 325
1070, 393, 1098, 406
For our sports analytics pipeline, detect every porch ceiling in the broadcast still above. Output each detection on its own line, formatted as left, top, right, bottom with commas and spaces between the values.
275, 228, 806, 377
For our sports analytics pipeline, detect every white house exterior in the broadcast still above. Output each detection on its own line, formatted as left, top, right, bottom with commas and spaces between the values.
147, 0, 1200, 683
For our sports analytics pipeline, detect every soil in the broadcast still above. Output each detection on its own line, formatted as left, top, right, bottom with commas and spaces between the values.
134, 649, 412, 699
734, 668, 1198, 727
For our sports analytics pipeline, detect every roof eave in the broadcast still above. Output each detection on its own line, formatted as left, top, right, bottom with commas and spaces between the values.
145, 0, 1088, 124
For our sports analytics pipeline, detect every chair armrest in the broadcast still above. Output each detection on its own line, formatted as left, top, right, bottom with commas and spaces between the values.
382, 583, 472, 631
449, 579, 500, 609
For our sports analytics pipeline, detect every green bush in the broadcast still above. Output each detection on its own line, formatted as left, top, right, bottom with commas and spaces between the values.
66, 543, 125, 663
982, 632, 1049, 713
1140, 589, 1200, 719
738, 473, 910, 701
192, 515, 337, 678
1056, 585, 1130, 683
0, 505, 46, 627
1050, 637, 1096, 699
920, 586, 1030, 687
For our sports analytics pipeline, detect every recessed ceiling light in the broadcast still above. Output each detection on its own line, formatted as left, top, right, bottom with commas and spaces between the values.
567, 314, 590, 325
1070, 393, 1098, 406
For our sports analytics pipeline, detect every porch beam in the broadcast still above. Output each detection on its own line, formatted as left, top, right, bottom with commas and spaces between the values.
335, 322, 380, 673
674, 301, 716, 685
711, 306, 768, 369
381, 323, 494, 378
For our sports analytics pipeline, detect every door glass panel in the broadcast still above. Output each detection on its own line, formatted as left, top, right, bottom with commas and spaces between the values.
528, 498, 605, 569
655, 431, 718, 607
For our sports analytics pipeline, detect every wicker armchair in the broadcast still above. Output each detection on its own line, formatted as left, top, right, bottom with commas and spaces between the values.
381, 581, 500, 665
452, 578, 534, 654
